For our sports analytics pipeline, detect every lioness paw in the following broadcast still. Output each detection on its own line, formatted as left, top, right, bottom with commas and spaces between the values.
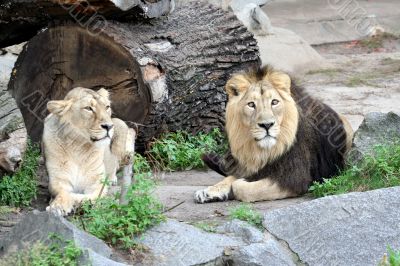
194, 186, 230, 204
46, 197, 75, 216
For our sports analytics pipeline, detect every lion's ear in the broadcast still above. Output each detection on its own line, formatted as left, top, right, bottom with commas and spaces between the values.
225, 75, 250, 97
47, 100, 72, 116
97, 88, 110, 99
269, 72, 291, 93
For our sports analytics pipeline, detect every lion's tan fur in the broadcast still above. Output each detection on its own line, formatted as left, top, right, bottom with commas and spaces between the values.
225, 70, 299, 174
43, 87, 134, 215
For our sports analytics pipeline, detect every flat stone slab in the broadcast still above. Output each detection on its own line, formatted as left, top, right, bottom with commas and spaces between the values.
156, 170, 311, 223
263, 186, 400, 266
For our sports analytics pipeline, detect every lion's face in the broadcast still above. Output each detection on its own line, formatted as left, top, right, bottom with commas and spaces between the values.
47, 87, 114, 145
235, 80, 286, 148
225, 69, 297, 150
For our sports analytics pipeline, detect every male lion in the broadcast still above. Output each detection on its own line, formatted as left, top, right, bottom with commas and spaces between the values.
195, 66, 353, 203
43, 87, 135, 215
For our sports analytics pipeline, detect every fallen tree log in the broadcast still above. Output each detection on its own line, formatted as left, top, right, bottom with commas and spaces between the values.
8, 3, 260, 149
0, 90, 27, 176
0, 0, 173, 48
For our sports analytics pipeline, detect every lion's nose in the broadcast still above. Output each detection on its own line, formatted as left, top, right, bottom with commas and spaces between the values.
258, 122, 274, 131
101, 123, 114, 131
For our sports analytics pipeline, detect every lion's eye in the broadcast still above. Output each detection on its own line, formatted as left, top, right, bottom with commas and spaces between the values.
247, 102, 256, 108
84, 106, 94, 112
106, 105, 110, 109
271, 99, 280, 106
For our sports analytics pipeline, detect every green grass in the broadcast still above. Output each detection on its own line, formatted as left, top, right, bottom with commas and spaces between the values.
147, 128, 227, 171
306, 68, 343, 77
359, 32, 397, 50
0, 141, 40, 206
73, 154, 164, 250
309, 143, 400, 198
229, 204, 263, 229
379, 247, 400, 266
0, 205, 17, 218
194, 221, 218, 233
0, 234, 82, 266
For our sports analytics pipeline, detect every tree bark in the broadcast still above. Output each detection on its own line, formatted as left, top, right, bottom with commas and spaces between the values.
0, 88, 27, 176
8, 3, 260, 149
0, 0, 173, 48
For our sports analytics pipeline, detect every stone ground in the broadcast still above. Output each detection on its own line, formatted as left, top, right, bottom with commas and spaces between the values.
263, 0, 400, 45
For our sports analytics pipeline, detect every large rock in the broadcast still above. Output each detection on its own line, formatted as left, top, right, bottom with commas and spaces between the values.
349, 112, 400, 162
0, 211, 127, 266
218, 220, 296, 266
225, 240, 296, 266
263, 187, 400, 266
138, 219, 243, 265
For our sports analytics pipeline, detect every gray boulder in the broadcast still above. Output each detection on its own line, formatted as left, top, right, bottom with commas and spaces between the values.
349, 112, 400, 162
225, 240, 296, 266
217, 219, 264, 244
263, 186, 400, 266
0, 211, 127, 266
137, 219, 243, 265
139, 218, 297, 266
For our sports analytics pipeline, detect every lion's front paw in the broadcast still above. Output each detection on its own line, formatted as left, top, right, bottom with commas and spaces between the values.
46, 196, 75, 216
194, 186, 230, 204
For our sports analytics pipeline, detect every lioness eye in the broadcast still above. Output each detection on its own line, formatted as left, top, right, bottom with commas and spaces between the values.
247, 102, 256, 108
271, 99, 280, 106
106, 105, 110, 109
84, 106, 93, 112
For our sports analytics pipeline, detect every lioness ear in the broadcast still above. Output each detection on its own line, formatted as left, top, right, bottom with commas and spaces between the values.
268, 72, 291, 93
225, 74, 251, 97
47, 100, 72, 116
97, 88, 110, 99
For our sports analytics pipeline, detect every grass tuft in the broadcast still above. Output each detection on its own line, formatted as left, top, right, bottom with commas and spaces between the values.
0, 141, 40, 206
193, 221, 218, 233
0, 234, 82, 266
379, 246, 400, 266
309, 143, 400, 197
229, 204, 263, 229
147, 128, 228, 171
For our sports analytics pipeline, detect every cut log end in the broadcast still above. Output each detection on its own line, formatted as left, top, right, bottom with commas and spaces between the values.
9, 25, 152, 143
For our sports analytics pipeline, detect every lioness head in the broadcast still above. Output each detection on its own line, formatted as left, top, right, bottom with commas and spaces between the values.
225, 67, 299, 171
47, 87, 114, 145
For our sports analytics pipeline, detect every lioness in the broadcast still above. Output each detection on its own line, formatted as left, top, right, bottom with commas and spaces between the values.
195, 66, 353, 203
43, 87, 135, 215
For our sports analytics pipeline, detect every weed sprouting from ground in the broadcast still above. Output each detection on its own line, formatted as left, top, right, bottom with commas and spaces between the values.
0, 205, 16, 217
73, 154, 164, 250
0, 234, 82, 266
0, 141, 39, 206
147, 128, 228, 171
379, 247, 400, 266
309, 143, 400, 197
229, 204, 263, 229
194, 221, 218, 233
